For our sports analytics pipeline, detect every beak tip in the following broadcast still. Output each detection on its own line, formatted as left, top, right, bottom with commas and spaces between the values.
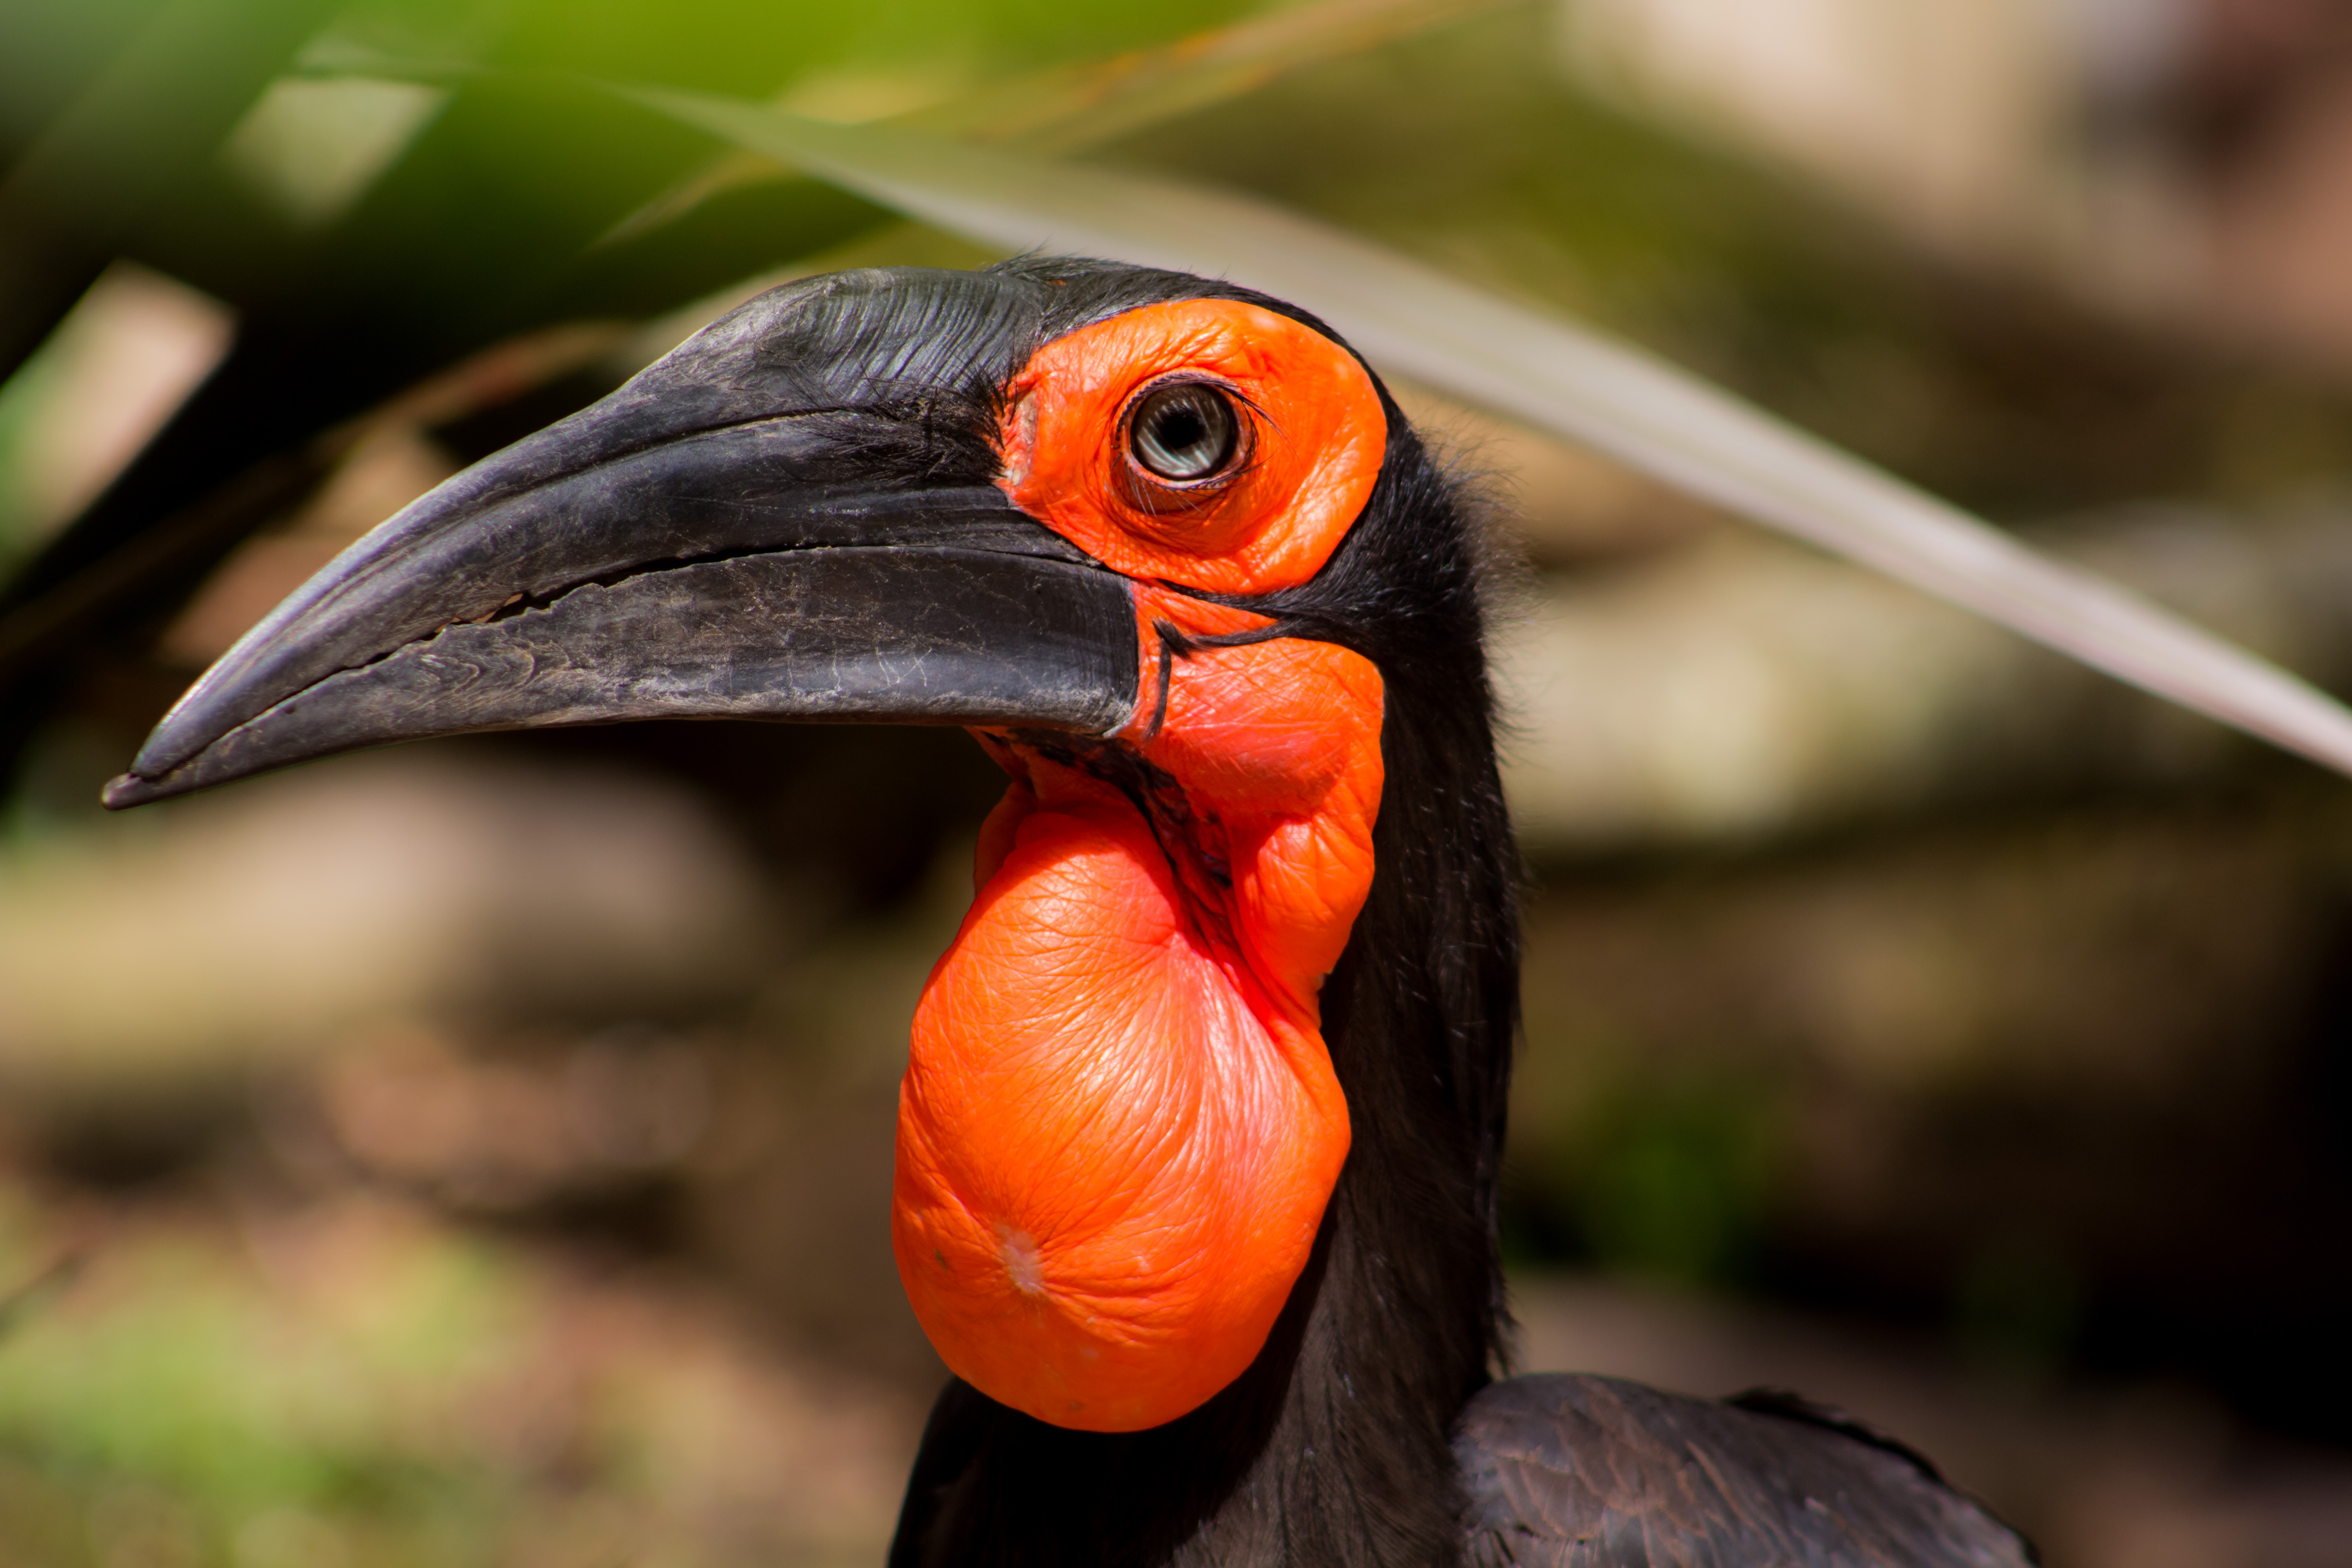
101, 771, 167, 811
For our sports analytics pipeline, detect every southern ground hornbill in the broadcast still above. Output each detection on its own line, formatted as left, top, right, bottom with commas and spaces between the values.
107, 259, 2034, 1566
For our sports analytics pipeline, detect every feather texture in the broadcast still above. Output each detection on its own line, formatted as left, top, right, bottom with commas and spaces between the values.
1458, 1376, 2035, 1567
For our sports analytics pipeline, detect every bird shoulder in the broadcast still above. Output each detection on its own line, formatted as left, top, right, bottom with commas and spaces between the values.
1454, 1373, 2036, 1567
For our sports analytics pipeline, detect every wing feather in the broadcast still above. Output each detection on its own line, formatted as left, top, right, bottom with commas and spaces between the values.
1455, 1374, 2034, 1567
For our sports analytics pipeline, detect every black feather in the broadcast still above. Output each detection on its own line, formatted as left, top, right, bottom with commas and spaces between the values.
1457, 1375, 2034, 1567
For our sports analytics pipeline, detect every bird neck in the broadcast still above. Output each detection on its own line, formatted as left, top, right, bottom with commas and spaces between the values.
892, 615, 1382, 1435
890, 643, 1522, 1568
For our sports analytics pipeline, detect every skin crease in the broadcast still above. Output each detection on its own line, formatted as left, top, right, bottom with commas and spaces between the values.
888, 301, 1391, 1432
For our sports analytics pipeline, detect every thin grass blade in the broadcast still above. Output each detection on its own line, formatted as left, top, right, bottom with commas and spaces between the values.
625, 88, 2352, 779
905, 0, 1508, 152
598, 0, 1500, 256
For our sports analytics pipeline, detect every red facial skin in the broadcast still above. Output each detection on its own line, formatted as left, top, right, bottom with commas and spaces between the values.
889, 300, 1392, 1431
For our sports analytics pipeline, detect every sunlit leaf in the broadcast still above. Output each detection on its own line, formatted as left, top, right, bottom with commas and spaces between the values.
0, 0, 339, 378
597, 0, 1500, 258
626, 87, 2352, 780
905, 0, 1510, 152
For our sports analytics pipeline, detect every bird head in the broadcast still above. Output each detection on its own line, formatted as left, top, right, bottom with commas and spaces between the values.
107, 258, 1512, 1436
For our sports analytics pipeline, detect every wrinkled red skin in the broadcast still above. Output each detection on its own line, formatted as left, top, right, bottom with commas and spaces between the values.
888, 301, 1390, 1431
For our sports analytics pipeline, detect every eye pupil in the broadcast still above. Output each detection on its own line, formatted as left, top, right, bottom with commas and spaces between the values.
1158, 407, 1205, 451
1130, 383, 1238, 482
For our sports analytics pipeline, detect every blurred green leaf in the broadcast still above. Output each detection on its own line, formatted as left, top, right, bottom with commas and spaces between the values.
901, 0, 1511, 152
380, 0, 1510, 321
0, 0, 338, 377
0, 1221, 524, 1535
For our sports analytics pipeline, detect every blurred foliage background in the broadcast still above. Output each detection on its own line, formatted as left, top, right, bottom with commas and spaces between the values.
5, 0, 2352, 1564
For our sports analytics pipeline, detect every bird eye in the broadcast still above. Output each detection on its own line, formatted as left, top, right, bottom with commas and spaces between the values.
1127, 382, 1240, 484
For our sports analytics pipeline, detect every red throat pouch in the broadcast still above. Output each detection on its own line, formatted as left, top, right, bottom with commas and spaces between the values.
891, 602, 1384, 1431
890, 295, 1390, 1432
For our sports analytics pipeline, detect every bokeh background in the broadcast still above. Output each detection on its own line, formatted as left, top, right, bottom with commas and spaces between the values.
5, 0, 2352, 1563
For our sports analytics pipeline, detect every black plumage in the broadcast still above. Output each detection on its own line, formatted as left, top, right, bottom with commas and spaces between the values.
1459, 1378, 2034, 1567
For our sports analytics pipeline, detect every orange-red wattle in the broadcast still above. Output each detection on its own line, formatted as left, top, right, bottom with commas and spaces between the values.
892, 296, 1388, 1431
891, 621, 1385, 1432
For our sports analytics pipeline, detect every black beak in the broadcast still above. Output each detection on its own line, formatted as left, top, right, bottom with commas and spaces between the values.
103, 270, 1138, 808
